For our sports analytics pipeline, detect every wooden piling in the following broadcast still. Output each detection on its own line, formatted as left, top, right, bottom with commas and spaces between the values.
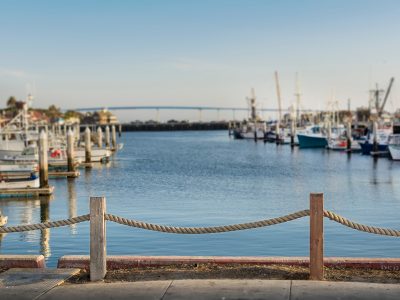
310, 193, 324, 280
118, 124, 122, 137
67, 129, 75, 173
346, 122, 352, 151
85, 127, 92, 164
90, 196, 106, 281
39, 130, 49, 188
111, 125, 117, 151
105, 126, 110, 149
372, 121, 378, 152
97, 127, 103, 148
290, 119, 295, 147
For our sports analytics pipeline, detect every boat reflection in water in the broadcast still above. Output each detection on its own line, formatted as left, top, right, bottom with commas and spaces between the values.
0, 195, 54, 259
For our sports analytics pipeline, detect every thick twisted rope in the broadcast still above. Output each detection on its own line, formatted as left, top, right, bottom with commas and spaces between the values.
324, 210, 400, 237
104, 210, 310, 234
0, 214, 90, 233
1, 209, 399, 237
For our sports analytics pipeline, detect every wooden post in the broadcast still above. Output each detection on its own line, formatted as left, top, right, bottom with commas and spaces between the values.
85, 127, 92, 164
310, 193, 324, 280
39, 130, 49, 188
290, 119, 295, 147
111, 125, 117, 151
90, 196, 106, 281
346, 121, 352, 151
372, 121, 378, 152
105, 126, 110, 149
75, 124, 80, 141
67, 129, 75, 172
97, 127, 103, 148
118, 124, 122, 137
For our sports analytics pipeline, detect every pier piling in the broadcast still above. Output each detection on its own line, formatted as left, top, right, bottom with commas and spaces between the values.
97, 127, 103, 148
372, 121, 378, 152
90, 196, 107, 281
111, 125, 117, 151
310, 193, 324, 280
67, 129, 75, 173
39, 130, 49, 188
118, 124, 122, 137
290, 119, 295, 147
105, 126, 110, 149
346, 122, 352, 152
85, 127, 92, 165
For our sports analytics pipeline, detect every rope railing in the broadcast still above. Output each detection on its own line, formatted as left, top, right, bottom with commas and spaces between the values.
0, 210, 399, 237
324, 210, 400, 237
104, 210, 310, 234
0, 214, 90, 233
1, 194, 399, 282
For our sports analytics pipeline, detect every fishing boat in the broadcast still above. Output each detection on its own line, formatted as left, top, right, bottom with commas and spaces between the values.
359, 130, 390, 155
233, 124, 266, 140
0, 173, 39, 189
297, 125, 328, 148
233, 89, 266, 140
1, 145, 83, 166
388, 134, 400, 160
75, 148, 111, 162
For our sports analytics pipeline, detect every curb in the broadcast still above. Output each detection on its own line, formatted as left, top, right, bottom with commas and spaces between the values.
0, 255, 46, 268
57, 256, 400, 271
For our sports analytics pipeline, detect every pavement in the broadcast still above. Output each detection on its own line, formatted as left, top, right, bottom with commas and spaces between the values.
1, 269, 400, 300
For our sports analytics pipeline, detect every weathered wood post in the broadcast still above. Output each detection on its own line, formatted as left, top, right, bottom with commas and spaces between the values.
67, 129, 75, 173
90, 196, 106, 281
97, 127, 103, 148
310, 193, 324, 280
111, 125, 117, 151
105, 126, 110, 149
118, 124, 122, 137
372, 121, 378, 153
346, 121, 352, 151
39, 130, 49, 188
290, 119, 295, 148
85, 127, 92, 164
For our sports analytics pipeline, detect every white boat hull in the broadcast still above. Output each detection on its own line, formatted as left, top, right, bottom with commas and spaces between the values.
389, 144, 400, 160
0, 177, 39, 189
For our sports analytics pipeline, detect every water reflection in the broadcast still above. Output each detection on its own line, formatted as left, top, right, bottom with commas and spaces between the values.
0, 195, 53, 258
40, 197, 51, 258
67, 178, 77, 234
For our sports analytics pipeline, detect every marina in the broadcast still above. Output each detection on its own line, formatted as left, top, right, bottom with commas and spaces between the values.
1, 130, 400, 267
1, 1, 400, 296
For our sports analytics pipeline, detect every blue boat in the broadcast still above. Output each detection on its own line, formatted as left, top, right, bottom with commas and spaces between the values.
359, 141, 388, 155
297, 134, 328, 148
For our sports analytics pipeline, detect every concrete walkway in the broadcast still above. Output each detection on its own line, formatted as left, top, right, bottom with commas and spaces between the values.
7, 279, 400, 300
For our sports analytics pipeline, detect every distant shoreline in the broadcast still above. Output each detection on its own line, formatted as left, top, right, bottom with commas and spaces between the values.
121, 122, 229, 132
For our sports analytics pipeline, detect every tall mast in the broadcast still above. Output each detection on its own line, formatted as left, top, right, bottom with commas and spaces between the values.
274, 71, 282, 125
294, 72, 301, 125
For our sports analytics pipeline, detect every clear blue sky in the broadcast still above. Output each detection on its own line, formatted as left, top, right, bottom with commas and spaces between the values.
0, 0, 399, 121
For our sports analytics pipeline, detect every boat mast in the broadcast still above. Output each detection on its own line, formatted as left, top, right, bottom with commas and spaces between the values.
295, 72, 301, 126
274, 71, 282, 135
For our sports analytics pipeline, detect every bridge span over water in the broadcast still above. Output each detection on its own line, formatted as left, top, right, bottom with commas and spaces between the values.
74, 105, 315, 113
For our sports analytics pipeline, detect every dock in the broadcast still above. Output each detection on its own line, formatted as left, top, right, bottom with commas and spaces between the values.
0, 186, 54, 197
49, 170, 80, 178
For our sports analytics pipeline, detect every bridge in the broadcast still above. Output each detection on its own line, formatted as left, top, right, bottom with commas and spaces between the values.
74, 105, 316, 112
73, 105, 315, 121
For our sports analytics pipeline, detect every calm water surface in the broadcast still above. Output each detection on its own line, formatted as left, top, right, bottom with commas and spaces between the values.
1, 131, 399, 267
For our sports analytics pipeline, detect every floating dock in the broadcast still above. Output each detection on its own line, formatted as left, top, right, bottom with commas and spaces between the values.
0, 186, 54, 197
49, 170, 80, 178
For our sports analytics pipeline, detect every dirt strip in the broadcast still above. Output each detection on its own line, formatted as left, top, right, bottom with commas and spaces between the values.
66, 264, 400, 284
